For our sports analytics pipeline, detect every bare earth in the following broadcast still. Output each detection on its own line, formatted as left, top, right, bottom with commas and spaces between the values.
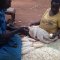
11, 0, 50, 27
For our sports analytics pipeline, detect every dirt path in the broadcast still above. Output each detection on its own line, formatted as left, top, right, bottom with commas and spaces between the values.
11, 0, 50, 27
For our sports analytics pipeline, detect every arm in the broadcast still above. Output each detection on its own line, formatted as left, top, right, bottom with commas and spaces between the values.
50, 18, 60, 39
0, 27, 30, 46
51, 28, 60, 39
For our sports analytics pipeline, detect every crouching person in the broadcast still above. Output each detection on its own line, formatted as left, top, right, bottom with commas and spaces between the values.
0, 0, 22, 60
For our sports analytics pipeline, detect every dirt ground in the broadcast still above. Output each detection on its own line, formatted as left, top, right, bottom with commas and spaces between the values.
11, 0, 50, 27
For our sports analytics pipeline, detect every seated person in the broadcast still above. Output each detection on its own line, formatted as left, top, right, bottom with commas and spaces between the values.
22, 0, 60, 43
0, 0, 22, 60
29, 0, 60, 43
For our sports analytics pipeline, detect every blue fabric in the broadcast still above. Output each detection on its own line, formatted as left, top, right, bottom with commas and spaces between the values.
0, 9, 22, 60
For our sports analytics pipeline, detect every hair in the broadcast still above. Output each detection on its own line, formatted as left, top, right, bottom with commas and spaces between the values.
0, 0, 11, 9
51, 0, 60, 6
51, 0, 60, 9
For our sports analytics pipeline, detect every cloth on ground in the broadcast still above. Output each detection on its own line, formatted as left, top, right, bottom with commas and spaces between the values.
22, 36, 60, 60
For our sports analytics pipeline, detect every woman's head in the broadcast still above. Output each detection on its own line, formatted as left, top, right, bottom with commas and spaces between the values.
0, 0, 11, 9
51, 0, 60, 14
